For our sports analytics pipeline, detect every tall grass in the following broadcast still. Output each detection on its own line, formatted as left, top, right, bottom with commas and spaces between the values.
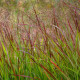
0, 1, 80, 80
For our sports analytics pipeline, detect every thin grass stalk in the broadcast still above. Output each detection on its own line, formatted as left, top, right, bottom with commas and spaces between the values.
12, 74, 35, 80
50, 60, 71, 80
40, 64, 56, 80
31, 58, 56, 80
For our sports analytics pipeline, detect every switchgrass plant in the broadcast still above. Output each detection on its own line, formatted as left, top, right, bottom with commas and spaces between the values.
0, 1, 80, 80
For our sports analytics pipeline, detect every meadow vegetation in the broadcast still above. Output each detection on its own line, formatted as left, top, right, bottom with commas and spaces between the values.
0, 0, 80, 80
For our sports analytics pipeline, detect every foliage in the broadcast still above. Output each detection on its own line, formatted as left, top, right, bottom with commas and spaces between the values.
0, 0, 80, 80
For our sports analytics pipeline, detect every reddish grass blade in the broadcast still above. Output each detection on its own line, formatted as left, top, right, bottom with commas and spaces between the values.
67, 19, 74, 35
33, 7, 41, 27
31, 58, 56, 79
50, 60, 70, 80
9, 58, 16, 75
53, 48, 64, 60
61, 77, 63, 80
50, 60, 63, 73
40, 64, 56, 80
44, 70, 51, 80
33, 7, 44, 34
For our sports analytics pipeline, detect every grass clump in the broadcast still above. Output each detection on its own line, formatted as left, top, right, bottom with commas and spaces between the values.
0, 1, 80, 80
